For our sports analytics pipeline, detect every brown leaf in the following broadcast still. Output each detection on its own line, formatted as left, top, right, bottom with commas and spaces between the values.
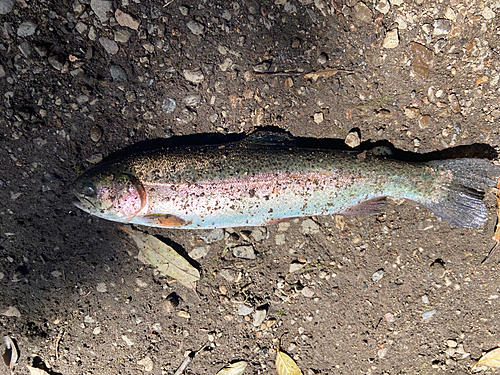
216, 360, 248, 375
121, 226, 200, 290
303, 68, 340, 82
470, 347, 500, 372
275, 349, 302, 375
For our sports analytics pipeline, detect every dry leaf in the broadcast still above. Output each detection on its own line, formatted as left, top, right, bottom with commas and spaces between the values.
2, 336, 18, 372
470, 347, 500, 372
303, 68, 340, 82
121, 226, 200, 290
216, 360, 248, 375
26, 365, 50, 375
275, 349, 302, 375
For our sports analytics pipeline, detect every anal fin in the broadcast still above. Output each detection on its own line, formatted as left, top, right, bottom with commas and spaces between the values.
140, 214, 192, 227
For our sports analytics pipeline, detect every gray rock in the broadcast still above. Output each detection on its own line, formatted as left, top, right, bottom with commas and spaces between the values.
253, 307, 267, 326
114, 29, 131, 43
99, 37, 119, 54
179, 6, 189, 16
219, 268, 238, 282
372, 269, 384, 282
186, 20, 204, 35
162, 98, 176, 114
0, 65, 5, 78
183, 69, 204, 83
253, 61, 271, 73
422, 309, 436, 320
17, 21, 37, 37
91, 0, 112, 23
232, 245, 256, 260
182, 94, 201, 107
110, 65, 127, 81
18, 42, 31, 58
189, 246, 210, 260
301, 218, 320, 234
0, 0, 15, 15
238, 304, 254, 316
354, 2, 372, 22
199, 228, 224, 243
48, 55, 65, 71
433, 19, 451, 36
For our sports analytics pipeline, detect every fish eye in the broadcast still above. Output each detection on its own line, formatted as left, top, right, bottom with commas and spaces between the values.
80, 180, 97, 197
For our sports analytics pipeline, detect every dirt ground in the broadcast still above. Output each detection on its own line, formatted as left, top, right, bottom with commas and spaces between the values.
2, 0, 500, 374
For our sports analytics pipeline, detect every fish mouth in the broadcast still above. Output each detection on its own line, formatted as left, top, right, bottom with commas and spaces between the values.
73, 195, 97, 213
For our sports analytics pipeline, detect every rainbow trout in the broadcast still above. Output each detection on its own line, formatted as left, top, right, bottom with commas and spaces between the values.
72, 135, 500, 229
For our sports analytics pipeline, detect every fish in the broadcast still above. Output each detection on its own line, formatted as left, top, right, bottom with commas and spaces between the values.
72, 134, 500, 229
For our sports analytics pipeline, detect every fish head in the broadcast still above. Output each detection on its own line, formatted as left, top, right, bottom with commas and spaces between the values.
72, 164, 147, 222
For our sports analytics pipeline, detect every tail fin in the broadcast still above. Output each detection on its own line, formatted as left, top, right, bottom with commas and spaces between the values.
423, 158, 500, 228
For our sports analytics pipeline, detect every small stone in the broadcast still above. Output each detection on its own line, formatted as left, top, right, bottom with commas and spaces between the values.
275, 234, 286, 245
189, 246, 210, 260
75, 22, 87, 34
219, 268, 237, 282
301, 218, 320, 234
115, 9, 140, 30
0, 0, 15, 15
186, 20, 204, 35
162, 98, 176, 114
232, 245, 256, 260
88, 26, 97, 41
389, 0, 403, 4
482, 7, 495, 20
345, 131, 360, 148
422, 308, 437, 320
421, 295, 429, 303
114, 29, 131, 43
96, 282, 107, 293
93, 326, 101, 335
183, 69, 204, 83
179, 6, 189, 16
313, 112, 324, 124
383, 29, 399, 49
138, 357, 154, 372
353, 2, 372, 22
253, 61, 271, 73
121, 335, 134, 346
444, 7, 456, 21
251, 228, 267, 242
253, 307, 267, 327
317, 52, 328, 64
421, 23, 433, 35
284, 77, 294, 89
219, 57, 233, 72
51, 270, 62, 278
17, 21, 37, 37
84, 315, 95, 323
433, 19, 451, 36
408, 42, 434, 79
404, 107, 419, 119
372, 269, 384, 282
90, 0, 112, 23
0, 65, 5, 78
110, 65, 127, 81
292, 38, 300, 48
301, 286, 315, 298
448, 93, 460, 113
1, 306, 21, 317
289, 261, 307, 273
183, 94, 201, 107
177, 310, 191, 319
142, 41, 154, 53
238, 304, 254, 316
199, 228, 224, 243
446, 339, 458, 348
378, 347, 388, 359
18, 42, 31, 58
375, 0, 390, 14
99, 37, 119, 55
384, 312, 395, 323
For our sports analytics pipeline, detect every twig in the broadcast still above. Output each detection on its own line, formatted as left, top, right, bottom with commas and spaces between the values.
54, 329, 65, 360
173, 341, 209, 375
482, 242, 499, 265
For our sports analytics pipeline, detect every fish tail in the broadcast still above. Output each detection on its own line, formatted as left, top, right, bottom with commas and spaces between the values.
422, 158, 499, 228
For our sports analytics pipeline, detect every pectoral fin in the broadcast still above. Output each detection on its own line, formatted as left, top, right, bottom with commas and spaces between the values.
138, 214, 192, 227
340, 196, 388, 216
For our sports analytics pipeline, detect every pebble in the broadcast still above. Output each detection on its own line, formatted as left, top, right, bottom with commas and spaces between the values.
251, 227, 267, 242
253, 61, 271, 73
0, 0, 15, 15
199, 228, 224, 243
93, 327, 101, 335
238, 304, 254, 316
186, 20, 204, 35
372, 269, 384, 282
313, 112, 324, 124
219, 268, 238, 282
99, 37, 119, 55
421, 295, 429, 304
232, 245, 256, 260
253, 307, 267, 327
301, 218, 320, 234
345, 131, 360, 148
17, 21, 37, 37
444, 7, 456, 21
115, 9, 140, 30
96, 282, 107, 293
137, 357, 154, 372
389, 0, 403, 5
162, 98, 176, 114
188, 246, 210, 260
422, 308, 436, 320
353, 2, 372, 22
378, 347, 388, 359
446, 339, 458, 348
317, 52, 328, 64
433, 19, 451, 36
275, 234, 286, 245
115, 29, 131, 43
375, 0, 390, 14
384, 312, 395, 323
0, 65, 5, 78
110, 65, 127, 81
284, 77, 293, 89
18, 42, 31, 58
408, 42, 434, 78
482, 7, 495, 20
183, 69, 204, 83
1, 306, 21, 317
183, 94, 201, 107
301, 287, 315, 298
383, 29, 399, 49
121, 335, 134, 346
75, 22, 87, 34
179, 6, 189, 16
90, 0, 112, 23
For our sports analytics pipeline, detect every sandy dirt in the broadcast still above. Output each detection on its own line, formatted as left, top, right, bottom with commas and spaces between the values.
1, 0, 500, 374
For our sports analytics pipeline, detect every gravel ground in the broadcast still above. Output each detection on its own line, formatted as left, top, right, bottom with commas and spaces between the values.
1, 0, 500, 374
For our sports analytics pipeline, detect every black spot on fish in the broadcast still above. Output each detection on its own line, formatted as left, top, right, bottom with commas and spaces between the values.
249, 188, 256, 198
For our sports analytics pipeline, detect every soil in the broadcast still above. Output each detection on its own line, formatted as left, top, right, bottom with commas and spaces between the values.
1, 0, 500, 374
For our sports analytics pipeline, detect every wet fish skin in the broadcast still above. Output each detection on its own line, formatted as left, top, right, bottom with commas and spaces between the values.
72, 138, 500, 229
